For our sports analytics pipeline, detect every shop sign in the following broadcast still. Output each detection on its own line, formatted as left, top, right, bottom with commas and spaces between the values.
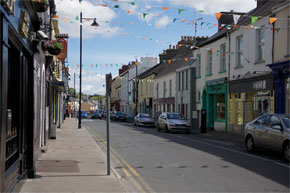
2, 0, 15, 15
18, 10, 30, 39
253, 80, 266, 90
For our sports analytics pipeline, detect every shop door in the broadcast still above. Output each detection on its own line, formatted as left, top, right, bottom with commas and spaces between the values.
207, 94, 214, 128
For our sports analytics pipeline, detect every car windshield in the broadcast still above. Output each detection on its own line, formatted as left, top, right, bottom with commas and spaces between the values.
167, 113, 182, 119
282, 117, 290, 128
116, 112, 124, 116
140, 114, 149, 118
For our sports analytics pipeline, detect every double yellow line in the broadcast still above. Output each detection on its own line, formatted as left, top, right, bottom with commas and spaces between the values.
94, 132, 155, 193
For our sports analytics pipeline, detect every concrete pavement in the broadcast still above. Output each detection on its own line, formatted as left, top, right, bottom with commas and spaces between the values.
18, 118, 125, 193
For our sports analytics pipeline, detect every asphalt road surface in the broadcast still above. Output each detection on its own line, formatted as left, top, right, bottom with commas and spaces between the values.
83, 119, 290, 193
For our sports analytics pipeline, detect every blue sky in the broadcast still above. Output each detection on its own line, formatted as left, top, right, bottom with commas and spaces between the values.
55, 0, 256, 95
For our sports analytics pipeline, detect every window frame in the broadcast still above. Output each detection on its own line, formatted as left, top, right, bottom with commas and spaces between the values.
220, 44, 226, 72
256, 27, 265, 62
196, 54, 201, 77
206, 50, 213, 75
236, 35, 243, 68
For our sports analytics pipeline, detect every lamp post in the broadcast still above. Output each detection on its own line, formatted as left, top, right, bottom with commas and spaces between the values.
78, 12, 99, 129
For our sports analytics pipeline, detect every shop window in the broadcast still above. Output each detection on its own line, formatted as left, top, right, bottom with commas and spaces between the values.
216, 94, 225, 120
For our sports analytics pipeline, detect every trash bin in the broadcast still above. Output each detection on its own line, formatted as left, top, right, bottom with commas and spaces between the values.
50, 124, 56, 139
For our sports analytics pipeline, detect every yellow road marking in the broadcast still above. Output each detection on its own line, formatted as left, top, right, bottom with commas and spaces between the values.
94, 132, 156, 193
122, 168, 132, 177
93, 133, 147, 193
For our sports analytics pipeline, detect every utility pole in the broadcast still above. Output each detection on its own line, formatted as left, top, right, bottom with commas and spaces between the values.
106, 73, 112, 175
74, 72, 76, 118
135, 58, 138, 116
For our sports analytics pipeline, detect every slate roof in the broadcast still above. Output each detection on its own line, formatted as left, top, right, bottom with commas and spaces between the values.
155, 49, 193, 79
238, 0, 287, 26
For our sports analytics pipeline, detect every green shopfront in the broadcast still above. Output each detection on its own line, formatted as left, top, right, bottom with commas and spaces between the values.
202, 78, 227, 131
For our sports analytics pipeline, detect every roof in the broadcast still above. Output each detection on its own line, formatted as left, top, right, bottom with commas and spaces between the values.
155, 50, 193, 79
238, 0, 287, 26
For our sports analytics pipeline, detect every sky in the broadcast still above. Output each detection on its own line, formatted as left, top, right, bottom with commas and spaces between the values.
55, 0, 257, 95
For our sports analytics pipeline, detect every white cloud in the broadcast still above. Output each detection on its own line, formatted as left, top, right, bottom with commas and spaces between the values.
56, 0, 121, 38
155, 15, 171, 28
69, 73, 106, 95
166, 0, 256, 14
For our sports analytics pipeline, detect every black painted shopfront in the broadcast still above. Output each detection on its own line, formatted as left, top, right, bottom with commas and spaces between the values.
0, 1, 42, 192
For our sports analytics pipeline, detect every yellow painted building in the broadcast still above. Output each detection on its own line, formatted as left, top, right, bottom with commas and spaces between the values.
138, 74, 155, 116
110, 77, 121, 111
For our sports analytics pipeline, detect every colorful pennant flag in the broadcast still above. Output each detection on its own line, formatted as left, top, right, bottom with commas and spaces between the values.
161, 7, 169, 10
215, 13, 222, 20
178, 9, 185, 15
251, 16, 259, 24
269, 17, 278, 24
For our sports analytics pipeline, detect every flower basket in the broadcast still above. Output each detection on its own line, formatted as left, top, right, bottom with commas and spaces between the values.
43, 39, 63, 55
33, 1, 49, 12
47, 47, 62, 55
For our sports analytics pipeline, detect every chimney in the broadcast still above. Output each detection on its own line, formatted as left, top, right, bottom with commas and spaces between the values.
169, 44, 172, 49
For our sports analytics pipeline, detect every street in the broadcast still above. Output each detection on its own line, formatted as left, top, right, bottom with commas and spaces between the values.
83, 119, 290, 193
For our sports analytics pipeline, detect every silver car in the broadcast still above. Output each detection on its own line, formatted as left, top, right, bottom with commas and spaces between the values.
134, 114, 154, 127
244, 114, 289, 161
157, 112, 191, 133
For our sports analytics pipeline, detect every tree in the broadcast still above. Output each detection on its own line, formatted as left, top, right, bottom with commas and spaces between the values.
68, 88, 76, 96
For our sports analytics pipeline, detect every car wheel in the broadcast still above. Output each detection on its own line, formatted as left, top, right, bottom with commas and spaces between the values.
137, 121, 140, 127
282, 141, 289, 162
165, 125, 169, 133
246, 135, 256, 153
157, 124, 161, 132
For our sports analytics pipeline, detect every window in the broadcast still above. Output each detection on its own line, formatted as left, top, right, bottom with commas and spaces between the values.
156, 83, 159, 98
145, 79, 148, 95
197, 91, 201, 102
256, 115, 270, 125
236, 36, 243, 67
185, 104, 188, 118
220, 44, 226, 72
206, 50, 212, 75
169, 80, 172, 97
179, 73, 181, 91
182, 71, 184, 90
196, 54, 201, 77
216, 94, 225, 120
186, 70, 188, 90
256, 28, 265, 62
163, 81, 166, 98
269, 116, 281, 126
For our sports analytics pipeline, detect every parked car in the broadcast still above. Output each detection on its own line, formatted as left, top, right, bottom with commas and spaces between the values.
91, 111, 102, 119
112, 111, 127, 121
80, 111, 88, 119
244, 114, 289, 161
157, 112, 190, 133
134, 114, 154, 127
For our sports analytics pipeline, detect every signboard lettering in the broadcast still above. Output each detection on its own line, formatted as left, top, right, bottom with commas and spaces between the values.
253, 80, 266, 90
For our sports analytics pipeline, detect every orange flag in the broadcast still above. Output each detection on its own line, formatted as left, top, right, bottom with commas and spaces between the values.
181, 19, 187, 23
127, 10, 131, 14
161, 7, 168, 10
168, 60, 172, 64
103, 4, 107, 7
215, 13, 222, 20
184, 58, 188, 62
269, 17, 277, 24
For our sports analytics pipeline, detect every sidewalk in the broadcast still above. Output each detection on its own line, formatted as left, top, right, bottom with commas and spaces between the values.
18, 118, 125, 193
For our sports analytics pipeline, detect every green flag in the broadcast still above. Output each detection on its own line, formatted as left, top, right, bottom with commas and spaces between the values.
251, 16, 259, 24
178, 9, 185, 15
75, 16, 79, 21
114, 5, 120, 8
173, 18, 177, 23
129, 2, 135, 6
143, 13, 148, 19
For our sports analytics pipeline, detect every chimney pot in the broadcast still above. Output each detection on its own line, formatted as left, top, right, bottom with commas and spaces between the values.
173, 45, 176, 49
169, 45, 172, 49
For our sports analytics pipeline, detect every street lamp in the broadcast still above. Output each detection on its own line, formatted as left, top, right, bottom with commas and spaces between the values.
78, 12, 99, 129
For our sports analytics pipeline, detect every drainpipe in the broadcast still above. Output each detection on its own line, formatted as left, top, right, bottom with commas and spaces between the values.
226, 30, 231, 133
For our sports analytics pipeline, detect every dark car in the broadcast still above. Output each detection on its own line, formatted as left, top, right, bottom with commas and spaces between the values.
91, 111, 102, 119
112, 111, 127, 121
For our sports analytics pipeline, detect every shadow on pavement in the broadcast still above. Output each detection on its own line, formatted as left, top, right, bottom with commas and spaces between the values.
114, 121, 290, 188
